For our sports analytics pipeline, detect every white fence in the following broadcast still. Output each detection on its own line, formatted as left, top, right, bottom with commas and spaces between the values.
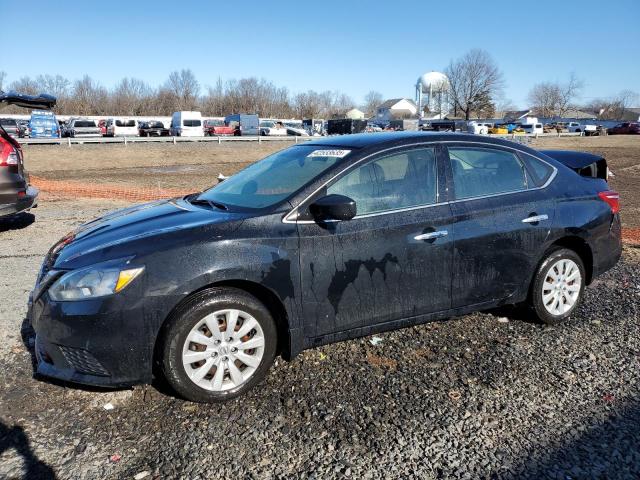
18, 135, 315, 146
17, 131, 585, 147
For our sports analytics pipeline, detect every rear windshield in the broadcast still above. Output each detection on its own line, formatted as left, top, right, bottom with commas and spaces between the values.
30, 117, 56, 127
116, 120, 136, 127
206, 120, 224, 126
183, 120, 201, 127
0, 119, 16, 126
149, 121, 164, 128
75, 120, 97, 128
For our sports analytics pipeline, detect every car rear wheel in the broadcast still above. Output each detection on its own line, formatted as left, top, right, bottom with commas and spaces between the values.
530, 248, 585, 325
160, 287, 277, 402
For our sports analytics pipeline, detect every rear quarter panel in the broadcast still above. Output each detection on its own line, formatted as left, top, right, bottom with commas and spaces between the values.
546, 168, 620, 280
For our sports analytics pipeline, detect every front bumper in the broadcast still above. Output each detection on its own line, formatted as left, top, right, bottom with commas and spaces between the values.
29, 288, 157, 388
0, 186, 38, 218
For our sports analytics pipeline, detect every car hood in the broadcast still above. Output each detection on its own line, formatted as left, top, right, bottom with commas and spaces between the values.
51, 198, 246, 269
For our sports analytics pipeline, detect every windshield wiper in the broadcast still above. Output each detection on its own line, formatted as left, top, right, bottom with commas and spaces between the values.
185, 194, 228, 211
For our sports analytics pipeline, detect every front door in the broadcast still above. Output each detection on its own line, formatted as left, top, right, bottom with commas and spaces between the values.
296, 145, 454, 338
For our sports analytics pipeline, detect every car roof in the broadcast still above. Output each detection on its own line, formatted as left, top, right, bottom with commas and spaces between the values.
303, 131, 528, 150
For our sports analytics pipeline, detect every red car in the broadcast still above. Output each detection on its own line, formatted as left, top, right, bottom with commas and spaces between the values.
607, 122, 640, 135
203, 119, 234, 136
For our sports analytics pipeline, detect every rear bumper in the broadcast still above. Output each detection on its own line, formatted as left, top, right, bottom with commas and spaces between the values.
592, 214, 622, 278
0, 186, 38, 218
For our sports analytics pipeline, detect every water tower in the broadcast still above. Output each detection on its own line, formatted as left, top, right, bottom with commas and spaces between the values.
415, 71, 450, 119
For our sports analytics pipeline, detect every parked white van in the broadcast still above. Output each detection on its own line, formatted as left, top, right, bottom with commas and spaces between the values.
170, 111, 204, 137
467, 121, 493, 135
520, 123, 544, 135
105, 118, 138, 137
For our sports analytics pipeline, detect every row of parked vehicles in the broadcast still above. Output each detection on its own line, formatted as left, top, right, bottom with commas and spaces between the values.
467, 119, 639, 136
2, 109, 639, 140
0, 110, 319, 139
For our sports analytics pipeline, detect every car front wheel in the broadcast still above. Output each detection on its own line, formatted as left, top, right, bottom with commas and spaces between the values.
530, 248, 586, 325
160, 287, 277, 402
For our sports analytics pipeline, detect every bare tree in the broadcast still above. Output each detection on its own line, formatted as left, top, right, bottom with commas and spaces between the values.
527, 73, 584, 118
111, 78, 152, 115
587, 90, 639, 120
362, 90, 383, 117
445, 49, 503, 120
35, 74, 71, 112
71, 75, 109, 115
8, 76, 40, 95
0, 69, 358, 119
165, 69, 200, 111
292, 90, 324, 118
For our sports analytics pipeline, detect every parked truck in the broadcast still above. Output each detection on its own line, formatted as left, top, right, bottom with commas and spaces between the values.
224, 114, 259, 136
326, 118, 367, 135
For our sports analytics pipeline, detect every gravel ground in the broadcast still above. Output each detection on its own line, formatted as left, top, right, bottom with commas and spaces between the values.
0, 200, 639, 479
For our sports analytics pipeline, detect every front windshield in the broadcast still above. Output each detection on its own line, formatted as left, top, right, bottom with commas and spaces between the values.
197, 145, 352, 210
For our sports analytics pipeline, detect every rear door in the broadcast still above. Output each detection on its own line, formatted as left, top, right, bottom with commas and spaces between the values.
296, 144, 454, 338
445, 143, 556, 308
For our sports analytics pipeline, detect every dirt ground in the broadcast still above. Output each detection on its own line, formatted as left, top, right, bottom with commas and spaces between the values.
22, 135, 640, 227
22, 141, 293, 192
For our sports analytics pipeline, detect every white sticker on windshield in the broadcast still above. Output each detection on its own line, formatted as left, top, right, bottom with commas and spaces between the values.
307, 149, 351, 158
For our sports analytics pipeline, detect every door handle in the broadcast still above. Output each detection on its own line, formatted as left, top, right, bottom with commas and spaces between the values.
414, 230, 448, 241
522, 214, 548, 223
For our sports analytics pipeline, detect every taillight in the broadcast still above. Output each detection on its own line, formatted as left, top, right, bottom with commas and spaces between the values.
598, 190, 620, 214
0, 136, 19, 167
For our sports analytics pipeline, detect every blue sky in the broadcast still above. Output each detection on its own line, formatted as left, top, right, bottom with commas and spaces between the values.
2, 1, 639, 108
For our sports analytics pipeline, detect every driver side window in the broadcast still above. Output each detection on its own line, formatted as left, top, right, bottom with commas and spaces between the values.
327, 147, 438, 216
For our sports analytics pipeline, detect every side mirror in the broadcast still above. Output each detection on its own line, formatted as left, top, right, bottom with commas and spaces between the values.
309, 194, 356, 221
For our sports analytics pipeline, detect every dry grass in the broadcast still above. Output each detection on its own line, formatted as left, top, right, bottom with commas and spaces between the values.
21, 135, 640, 226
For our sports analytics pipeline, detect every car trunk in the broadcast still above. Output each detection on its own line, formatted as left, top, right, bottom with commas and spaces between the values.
540, 150, 608, 180
0, 90, 56, 207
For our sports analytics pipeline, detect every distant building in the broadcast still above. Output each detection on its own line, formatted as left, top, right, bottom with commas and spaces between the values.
374, 98, 418, 123
620, 107, 640, 122
503, 110, 532, 123
559, 108, 597, 120
343, 108, 366, 120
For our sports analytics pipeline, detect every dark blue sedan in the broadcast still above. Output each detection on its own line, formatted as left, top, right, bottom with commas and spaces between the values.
29, 132, 621, 402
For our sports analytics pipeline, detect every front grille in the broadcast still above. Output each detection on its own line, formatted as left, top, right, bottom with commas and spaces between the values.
59, 346, 110, 377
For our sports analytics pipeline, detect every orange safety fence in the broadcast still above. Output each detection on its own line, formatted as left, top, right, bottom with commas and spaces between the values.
31, 175, 191, 202
623, 227, 640, 245
28, 175, 640, 245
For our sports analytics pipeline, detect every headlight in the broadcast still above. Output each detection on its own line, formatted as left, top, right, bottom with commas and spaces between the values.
48, 264, 144, 301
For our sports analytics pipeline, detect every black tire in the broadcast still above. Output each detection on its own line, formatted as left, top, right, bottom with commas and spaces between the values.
529, 248, 586, 325
159, 287, 277, 403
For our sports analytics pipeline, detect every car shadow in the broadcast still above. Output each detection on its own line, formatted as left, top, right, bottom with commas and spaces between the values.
0, 213, 35, 233
0, 421, 56, 479
507, 399, 640, 479
484, 304, 541, 324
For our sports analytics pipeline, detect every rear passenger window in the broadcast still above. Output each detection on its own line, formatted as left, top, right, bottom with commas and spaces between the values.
448, 147, 526, 199
327, 148, 437, 215
521, 153, 554, 187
